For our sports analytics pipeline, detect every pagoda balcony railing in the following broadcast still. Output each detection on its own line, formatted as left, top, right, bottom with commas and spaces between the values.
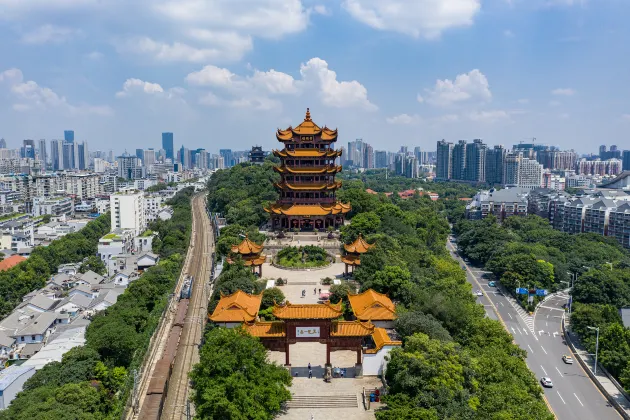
280, 164, 338, 170
281, 180, 337, 185
278, 198, 336, 205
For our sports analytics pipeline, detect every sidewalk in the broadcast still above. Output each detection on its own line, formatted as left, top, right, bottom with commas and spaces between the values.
565, 321, 630, 418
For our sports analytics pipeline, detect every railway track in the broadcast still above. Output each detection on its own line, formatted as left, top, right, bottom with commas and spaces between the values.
160, 194, 213, 420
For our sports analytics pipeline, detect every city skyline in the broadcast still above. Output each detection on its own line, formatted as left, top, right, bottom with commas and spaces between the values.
1, 2, 630, 151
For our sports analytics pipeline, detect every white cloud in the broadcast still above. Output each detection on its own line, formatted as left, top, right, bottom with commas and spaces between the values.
187, 58, 376, 110
342, 0, 480, 39
504, 29, 514, 37
116, 79, 165, 97
312, 5, 331, 15
198, 91, 280, 110
21, 24, 80, 44
115, 37, 248, 63
517, 98, 529, 104
386, 114, 421, 125
438, 114, 460, 122
467, 109, 511, 123
551, 88, 576, 96
0, 68, 112, 115
299, 58, 376, 110
85, 51, 103, 60
416, 94, 424, 103
422, 69, 491, 107
559, 112, 570, 119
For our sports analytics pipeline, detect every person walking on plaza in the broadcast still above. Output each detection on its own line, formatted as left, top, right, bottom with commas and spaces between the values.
314, 288, 316, 295
308, 362, 311, 370
308, 369, 313, 379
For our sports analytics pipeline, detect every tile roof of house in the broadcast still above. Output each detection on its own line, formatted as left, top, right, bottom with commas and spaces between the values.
231, 236, 264, 255
365, 328, 402, 354
0, 330, 14, 347
330, 320, 375, 336
0, 365, 35, 391
209, 290, 263, 323
343, 234, 375, 254
272, 301, 343, 320
0, 255, 26, 271
244, 321, 286, 338
79, 270, 105, 285
11, 312, 58, 337
27, 294, 58, 311
347, 289, 396, 321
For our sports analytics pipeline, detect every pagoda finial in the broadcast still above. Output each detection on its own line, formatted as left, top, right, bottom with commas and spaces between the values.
305, 108, 311, 121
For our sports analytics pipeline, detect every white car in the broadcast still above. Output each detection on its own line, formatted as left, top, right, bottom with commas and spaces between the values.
540, 377, 553, 388
562, 355, 573, 364
475, 290, 483, 297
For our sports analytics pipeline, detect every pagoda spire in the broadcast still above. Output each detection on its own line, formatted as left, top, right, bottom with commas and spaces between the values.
304, 107, 311, 121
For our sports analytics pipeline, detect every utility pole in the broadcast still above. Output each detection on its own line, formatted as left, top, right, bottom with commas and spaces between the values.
587, 326, 600, 375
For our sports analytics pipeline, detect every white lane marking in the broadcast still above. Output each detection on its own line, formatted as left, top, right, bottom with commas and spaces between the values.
528, 345, 534, 353
546, 322, 548, 327
555, 366, 564, 377
500, 302, 504, 307
547, 314, 549, 319
574, 393, 584, 407
511, 327, 516, 335
557, 391, 566, 404
541, 365, 547, 375
541, 346, 547, 355
517, 328, 522, 335
523, 328, 529, 335
538, 305, 565, 312
508, 313, 513, 319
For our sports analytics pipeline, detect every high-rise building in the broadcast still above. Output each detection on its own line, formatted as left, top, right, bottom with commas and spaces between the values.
62, 142, 74, 169
623, 151, 630, 171
38, 139, 47, 168
452, 140, 467, 181
484, 145, 506, 185
77, 142, 89, 170
364, 144, 374, 169
110, 191, 146, 236
162, 132, 174, 161
117, 153, 142, 179
219, 149, 233, 168
599, 145, 607, 158
21, 139, 35, 159
375, 151, 388, 169
436, 140, 453, 180
0, 139, 6, 149
465, 139, 486, 182
135, 148, 144, 162
143, 149, 156, 167
64, 130, 74, 143
503, 152, 543, 189
50, 140, 63, 170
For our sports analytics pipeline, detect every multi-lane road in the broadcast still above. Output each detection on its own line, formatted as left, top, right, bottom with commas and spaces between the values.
447, 237, 620, 420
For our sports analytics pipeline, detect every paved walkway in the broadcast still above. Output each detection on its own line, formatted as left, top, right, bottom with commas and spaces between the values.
264, 264, 381, 420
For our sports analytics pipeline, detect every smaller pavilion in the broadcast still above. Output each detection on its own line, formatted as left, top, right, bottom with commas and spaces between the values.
341, 234, 375, 276
347, 289, 397, 328
208, 290, 263, 328
228, 235, 266, 276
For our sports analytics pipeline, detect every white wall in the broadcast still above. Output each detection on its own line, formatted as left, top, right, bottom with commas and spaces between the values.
0, 366, 35, 409
363, 345, 399, 376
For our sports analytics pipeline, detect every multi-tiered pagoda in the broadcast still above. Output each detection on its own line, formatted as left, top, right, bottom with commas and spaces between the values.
265, 109, 350, 231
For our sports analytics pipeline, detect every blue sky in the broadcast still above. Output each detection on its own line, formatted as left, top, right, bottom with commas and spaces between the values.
0, 0, 629, 155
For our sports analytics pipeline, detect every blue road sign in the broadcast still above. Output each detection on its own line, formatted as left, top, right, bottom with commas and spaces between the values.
535, 289, 548, 296
516, 288, 528, 295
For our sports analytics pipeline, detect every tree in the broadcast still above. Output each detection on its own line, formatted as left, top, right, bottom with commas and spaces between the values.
329, 283, 352, 304
79, 255, 106, 275
190, 328, 292, 420
395, 311, 452, 342
261, 287, 285, 310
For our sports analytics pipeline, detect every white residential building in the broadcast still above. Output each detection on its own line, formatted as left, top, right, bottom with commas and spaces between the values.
32, 196, 74, 217
64, 173, 101, 200
110, 190, 145, 236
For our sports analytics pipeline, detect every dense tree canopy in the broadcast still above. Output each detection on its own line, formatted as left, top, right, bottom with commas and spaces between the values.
190, 328, 292, 420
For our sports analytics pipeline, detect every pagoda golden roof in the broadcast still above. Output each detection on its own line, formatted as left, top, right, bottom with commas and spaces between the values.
276, 108, 338, 142
273, 181, 342, 191
209, 290, 263, 323
272, 301, 343, 320
231, 235, 263, 255
227, 254, 266, 267
347, 289, 396, 321
344, 234, 375, 254
341, 254, 362, 266
273, 149, 342, 158
365, 328, 402, 354
273, 165, 342, 175
264, 202, 351, 216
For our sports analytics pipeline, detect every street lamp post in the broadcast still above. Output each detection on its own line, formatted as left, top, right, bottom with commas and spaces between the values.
566, 272, 578, 315
587, 326, 600, 375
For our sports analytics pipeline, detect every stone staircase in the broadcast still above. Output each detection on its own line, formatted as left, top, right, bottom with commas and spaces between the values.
286, 394, 359, 409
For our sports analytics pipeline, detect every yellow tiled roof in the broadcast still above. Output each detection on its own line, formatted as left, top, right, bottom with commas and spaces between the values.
231, 236, 263, 255
274, 181, 342, 191
330, 320, 375, 336
244, 321, 286, 338
365, 328, 402, 354
347, 289, 396, 321
209, 290, 263, 323
341, 254, 361, 266
264, 202, 351, 216
343, 234, 375, 254
272, 301, 343, 319
276, 108, 338, 141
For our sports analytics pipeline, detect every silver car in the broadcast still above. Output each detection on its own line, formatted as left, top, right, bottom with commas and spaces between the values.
540, 377, 553, 388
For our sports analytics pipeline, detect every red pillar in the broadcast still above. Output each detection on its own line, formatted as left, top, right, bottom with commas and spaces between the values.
326, 341, 331, 365
356, 348, 362, 364
285, 340, 290, 366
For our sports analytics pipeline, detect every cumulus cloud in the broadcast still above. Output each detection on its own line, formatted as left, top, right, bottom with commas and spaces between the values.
187, 58, 376, 110
421, 69, 491, 107
386, 114, 420, 125
116, 79, 164, 97
21, 24, 81, 44
115, 37, 249, 64
312, 5, 331, 15
342, 0, 480, 39
0, 68, 112, 115
552, 88, 576, 96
